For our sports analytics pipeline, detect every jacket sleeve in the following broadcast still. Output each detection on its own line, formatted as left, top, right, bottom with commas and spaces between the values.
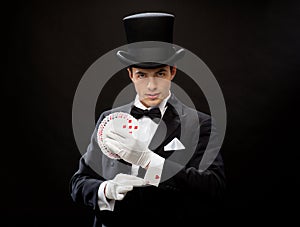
70, 156, 104, 210
70, 112, 109, 210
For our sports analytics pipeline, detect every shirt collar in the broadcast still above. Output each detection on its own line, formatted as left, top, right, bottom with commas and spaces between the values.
134, 91, 171, 114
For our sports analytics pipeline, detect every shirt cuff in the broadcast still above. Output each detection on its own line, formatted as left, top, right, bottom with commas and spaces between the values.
144, 152, 165, 187
97, 181, 115, 211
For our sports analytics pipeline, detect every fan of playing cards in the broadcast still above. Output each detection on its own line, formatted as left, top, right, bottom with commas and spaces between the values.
97, 112, 139, 159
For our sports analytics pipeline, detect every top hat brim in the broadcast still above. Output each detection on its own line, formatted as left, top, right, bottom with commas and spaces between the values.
116, 48, 185, 69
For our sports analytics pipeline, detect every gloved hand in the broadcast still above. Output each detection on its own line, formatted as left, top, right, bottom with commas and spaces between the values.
105, 173, 146, 200
104, 129, 154, 168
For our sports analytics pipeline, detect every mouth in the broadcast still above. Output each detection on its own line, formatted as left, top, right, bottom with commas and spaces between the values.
146, 93, 160, 99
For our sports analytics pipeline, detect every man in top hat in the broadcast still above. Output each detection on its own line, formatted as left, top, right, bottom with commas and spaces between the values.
70, 12, 226, 227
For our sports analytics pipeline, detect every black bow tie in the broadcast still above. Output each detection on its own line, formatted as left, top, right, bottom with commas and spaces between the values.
130, 106, 162, 120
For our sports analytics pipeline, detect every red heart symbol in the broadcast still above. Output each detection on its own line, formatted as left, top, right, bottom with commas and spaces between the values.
155, 175, 160, 179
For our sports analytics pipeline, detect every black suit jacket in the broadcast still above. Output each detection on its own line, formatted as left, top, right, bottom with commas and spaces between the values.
70, 94, 226, 227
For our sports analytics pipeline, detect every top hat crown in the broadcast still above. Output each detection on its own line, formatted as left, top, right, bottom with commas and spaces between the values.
123, 12, 175, 43
116, 12, 185, 68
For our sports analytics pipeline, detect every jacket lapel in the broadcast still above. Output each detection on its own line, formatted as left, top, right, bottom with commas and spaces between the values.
148, 101, 181, 155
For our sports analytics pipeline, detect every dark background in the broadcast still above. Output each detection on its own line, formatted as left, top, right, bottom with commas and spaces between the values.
5, 0, 299, 226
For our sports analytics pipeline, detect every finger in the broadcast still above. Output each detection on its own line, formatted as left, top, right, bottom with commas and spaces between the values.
123, 175, 146, 184
126, 179, 146, 187
104, 138, 122, 154
107, 130, 125, 140
106, 131, 119, 140
115, 174, 146, 186
106, 131, 126, 145
117, 185, 133, 194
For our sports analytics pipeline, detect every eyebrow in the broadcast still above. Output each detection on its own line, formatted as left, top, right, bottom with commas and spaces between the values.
156, 69, 167, 73
134, 68, 167, 75
135, 71, 146, 75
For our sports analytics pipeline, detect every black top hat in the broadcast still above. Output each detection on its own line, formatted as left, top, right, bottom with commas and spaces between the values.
116, 12, 185, 68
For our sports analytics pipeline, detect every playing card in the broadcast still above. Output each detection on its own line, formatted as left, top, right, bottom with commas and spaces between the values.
97, 112, 139, 159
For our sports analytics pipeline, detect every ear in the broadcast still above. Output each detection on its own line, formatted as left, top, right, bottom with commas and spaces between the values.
127, 68, 134, 81
170, 66, 177, 80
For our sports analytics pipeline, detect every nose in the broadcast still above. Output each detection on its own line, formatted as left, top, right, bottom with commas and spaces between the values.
147, 77, 157, 91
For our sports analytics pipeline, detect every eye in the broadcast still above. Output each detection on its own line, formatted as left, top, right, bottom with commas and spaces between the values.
157, 72, 165, 77
137, 73, 146, 79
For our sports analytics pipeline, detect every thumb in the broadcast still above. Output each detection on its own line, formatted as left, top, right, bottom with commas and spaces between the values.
116, 194, 125, 200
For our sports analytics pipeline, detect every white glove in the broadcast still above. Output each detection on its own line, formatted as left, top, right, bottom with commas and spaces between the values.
104, 130, 153, 168
105, 173, 146, 200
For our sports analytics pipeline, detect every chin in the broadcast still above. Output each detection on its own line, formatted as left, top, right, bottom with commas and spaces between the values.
145, 99, 162, 107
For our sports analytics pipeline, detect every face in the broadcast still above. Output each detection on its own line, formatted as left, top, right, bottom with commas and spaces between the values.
128, 65, 176, 107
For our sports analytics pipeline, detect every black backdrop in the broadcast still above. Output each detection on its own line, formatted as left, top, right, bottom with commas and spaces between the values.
5, 0, 300, 226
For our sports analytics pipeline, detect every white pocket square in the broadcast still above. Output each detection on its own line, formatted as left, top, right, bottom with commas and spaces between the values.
164, 137, 185, 151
